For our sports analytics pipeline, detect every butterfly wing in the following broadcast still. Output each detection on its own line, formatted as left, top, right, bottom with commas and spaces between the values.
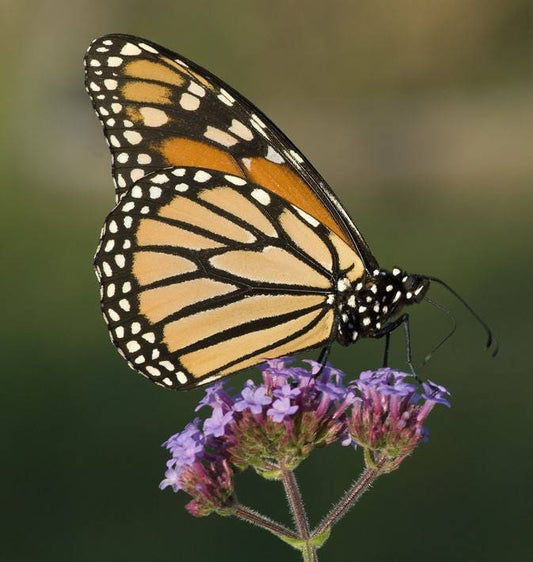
85, 34, 378, 271
94, 168, 364, 389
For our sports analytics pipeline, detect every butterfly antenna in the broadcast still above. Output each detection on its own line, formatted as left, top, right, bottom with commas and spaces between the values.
422, 275, 498, 357
421, 296, 457, 365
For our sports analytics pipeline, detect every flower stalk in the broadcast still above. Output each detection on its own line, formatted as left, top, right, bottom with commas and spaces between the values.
281, 465, 317, 561
232, 503, 298, 541
313, 455, 387, 538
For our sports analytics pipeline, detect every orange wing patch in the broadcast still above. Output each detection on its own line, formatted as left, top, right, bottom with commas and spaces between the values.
132, 252, 196, 286
242, 157, 350, 246
164, 293, 325, 352
140, 278, 237, 325
155, 139, 351, 248
180, 308, 329, 378
123, 59, 186, 86
219, 310, 334, 376
121, 81, 172, 105
136, 218, 225, 250
159, 138, 244, 177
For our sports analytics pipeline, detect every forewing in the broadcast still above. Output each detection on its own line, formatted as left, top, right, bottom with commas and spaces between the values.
85, 34, 377, 270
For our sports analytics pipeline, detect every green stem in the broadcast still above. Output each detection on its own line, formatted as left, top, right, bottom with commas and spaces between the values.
301, 543, 319, 562
312, 455, 387, 537
232, 503, 298, 540
281, 465, 319, 562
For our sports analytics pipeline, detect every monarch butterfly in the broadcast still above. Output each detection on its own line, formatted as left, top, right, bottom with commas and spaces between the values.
85, 34, 494, 390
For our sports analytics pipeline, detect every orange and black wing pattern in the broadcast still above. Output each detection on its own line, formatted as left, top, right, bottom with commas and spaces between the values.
84, 34, 376, 268
93, 168, 364, 389
85, 34, 372, 389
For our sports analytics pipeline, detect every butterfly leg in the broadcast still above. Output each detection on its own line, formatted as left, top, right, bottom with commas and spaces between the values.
314, 306, 342, 374
376, 314, 416, 376
318, 344, 331, 367
382, 331, 392, 368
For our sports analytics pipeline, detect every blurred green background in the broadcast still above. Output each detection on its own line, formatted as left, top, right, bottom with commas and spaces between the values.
2, 1, 531, 560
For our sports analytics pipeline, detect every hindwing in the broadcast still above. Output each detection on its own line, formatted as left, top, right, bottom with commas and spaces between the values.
94, 168, 364, 389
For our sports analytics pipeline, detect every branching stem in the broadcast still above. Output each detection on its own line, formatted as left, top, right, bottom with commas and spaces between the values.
232, 503, 298, 540
313, 455, 387, 537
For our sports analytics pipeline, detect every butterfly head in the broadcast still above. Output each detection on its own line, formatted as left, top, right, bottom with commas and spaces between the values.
396, 269, 430, 305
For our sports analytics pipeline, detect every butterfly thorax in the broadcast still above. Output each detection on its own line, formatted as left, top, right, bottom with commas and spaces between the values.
336, 268, 429, 346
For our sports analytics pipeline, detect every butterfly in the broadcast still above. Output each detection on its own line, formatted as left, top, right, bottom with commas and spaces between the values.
85, 34, 490, 391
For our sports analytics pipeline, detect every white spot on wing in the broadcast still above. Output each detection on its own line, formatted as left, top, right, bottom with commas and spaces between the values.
229, 119, 253, 141
294, 206, 319, 227
149, 186, 162, 199
180, 92, 200, 111
131, 169, 144, 182
124, 131, 142, 145
139, 42, 158, 54
204, 126, 238, 147
289, 150, 304, 163
159, 361, 174, 371
131, 185, 143, 198
218, 88, 235, 106
102, 261, 113, 277
146, 366, 161, 377
224, 175, 246, 186
126, 340, 141, 352
120, 43, 142, 56
151, 174, 169, 184
108, 309, 120, 321
251, 113, 266, 128
140, 107, 168, 127
251, 189, 270, 205
188, 82, 205, 97
194, 170, 211, 183
266, 146, 284, 164
107, 56, 123, 67
138, 154, 151, 164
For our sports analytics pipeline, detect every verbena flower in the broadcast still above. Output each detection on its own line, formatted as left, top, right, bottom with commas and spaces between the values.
160, 359, 450, 515
346, 368, 451, 471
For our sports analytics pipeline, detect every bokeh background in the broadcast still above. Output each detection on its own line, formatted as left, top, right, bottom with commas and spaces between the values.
2, 1, 531, 560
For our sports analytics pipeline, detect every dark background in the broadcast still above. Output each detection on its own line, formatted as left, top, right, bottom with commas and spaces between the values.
2, 1, 531, 560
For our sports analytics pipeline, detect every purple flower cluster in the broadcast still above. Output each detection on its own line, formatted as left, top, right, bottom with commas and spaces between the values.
347, 368, 451, 471
160, 358, 450, 515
